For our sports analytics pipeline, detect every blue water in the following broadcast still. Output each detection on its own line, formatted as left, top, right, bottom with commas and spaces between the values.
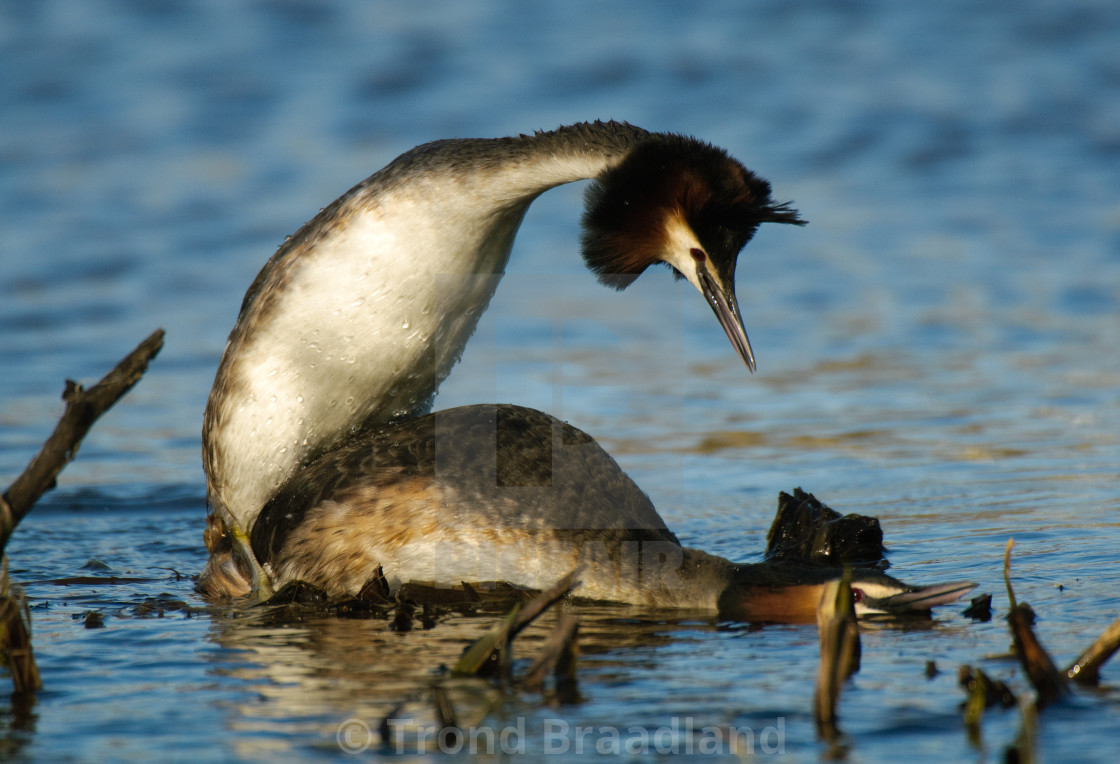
2, 0, 1119, 760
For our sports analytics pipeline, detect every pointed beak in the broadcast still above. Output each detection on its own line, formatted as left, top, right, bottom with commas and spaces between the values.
859, 580, 977, 616
696, 263, 756, 372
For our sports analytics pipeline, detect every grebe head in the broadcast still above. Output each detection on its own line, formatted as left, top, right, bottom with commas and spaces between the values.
846, 577, 977, 617
581, 134, 806, 372
716, 564, 976, 623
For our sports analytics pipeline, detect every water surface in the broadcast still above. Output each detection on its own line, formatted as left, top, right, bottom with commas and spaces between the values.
2, 1, 1119, 760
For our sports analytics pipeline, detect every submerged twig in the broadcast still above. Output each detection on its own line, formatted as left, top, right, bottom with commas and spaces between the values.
1007, 699, 1039, 764
511, 567, 582, 638
453, 604, 522, 677
962, 666, 987, 730
959, 664, 1017, 730
814, 568, 860, 742
430, 683, 459, 743
0, 329, 164, 696
1066, 614, 1120, 686
1002, 539, 1017, 611
1, 328, 165, 552
962, 593, 993, 622
523, 614, 580, 694
453, 568, 582, 678
0, 573, 40, 694
1002, 539, 1067, 709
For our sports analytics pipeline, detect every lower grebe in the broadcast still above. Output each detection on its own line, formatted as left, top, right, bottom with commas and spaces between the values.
203, 404, 974, 620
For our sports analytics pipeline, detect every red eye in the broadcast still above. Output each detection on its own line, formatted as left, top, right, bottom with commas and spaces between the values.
852, 588, 864, 604
690, 248, 706, 261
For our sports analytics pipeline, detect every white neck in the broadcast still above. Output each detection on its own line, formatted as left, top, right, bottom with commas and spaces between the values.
203, 123, 650, 532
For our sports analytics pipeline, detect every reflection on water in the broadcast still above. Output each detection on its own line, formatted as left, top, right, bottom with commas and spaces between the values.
7, 492, 1118, 761
204, 592, 963, 758
2, 0, 1120, 760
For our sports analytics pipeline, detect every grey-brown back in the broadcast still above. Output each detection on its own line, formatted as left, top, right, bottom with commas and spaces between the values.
250, 404, 679, 565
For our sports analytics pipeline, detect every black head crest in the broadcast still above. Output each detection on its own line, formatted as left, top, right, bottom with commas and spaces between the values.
581, 134, 805, 289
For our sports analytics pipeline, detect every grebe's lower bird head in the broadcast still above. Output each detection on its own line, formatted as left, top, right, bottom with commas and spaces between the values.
581, 134, 806, 371
715, 564, 977, 623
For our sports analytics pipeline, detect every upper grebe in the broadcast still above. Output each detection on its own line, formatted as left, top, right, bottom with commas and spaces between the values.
199, 122, 973, 617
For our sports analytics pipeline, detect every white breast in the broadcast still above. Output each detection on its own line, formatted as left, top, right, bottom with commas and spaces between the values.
211, 198, 528, 530
204, 133, 636, 532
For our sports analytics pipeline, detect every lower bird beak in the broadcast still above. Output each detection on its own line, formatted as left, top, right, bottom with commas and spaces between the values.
860, 580, 977, 616
696, 264, 756, 372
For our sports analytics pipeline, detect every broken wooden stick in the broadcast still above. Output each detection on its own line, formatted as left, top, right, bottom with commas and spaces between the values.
522, 614, 580, 692
1067, 614, 1120, 686
1, 328, 165, 552
452, 604, 522, 677
0, 562, 40, 694
1002, 540, 1067, 709
1, 328, 164, 695
814, 568, 860, 742
511, 567, 581, 639
452, 568, 582, 678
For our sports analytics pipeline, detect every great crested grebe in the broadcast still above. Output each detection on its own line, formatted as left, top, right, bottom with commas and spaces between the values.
245, 404, 975, 621
199, 121, 974, 618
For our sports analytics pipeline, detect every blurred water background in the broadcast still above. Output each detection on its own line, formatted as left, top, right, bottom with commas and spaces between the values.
1, 0, 1118, 760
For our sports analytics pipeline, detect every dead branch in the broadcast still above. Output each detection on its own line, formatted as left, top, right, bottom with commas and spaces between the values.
1067, 614, 1120, 686
0, 328, 164, 695
1003, 540, 1068, 709
452, 568, 581, 678
1, 329, 164, 552
814, 569, 860, 742
523, 614, 580, 691
0, 580, 40, 694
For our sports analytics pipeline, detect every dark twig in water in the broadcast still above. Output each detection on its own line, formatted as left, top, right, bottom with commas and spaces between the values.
1066, 614, 1120, 686
961, 665, 987, 732
814, 567, 860, 744
356, 565, 394, 604
511, 567, 582, 638
452, 603, 523, 678
962, 539, 1118, 748
522, 614, 580, 696
0, 574, 40, 694
453, 568, 582, 679
959, 664, 1017, 730
430, 683, 460, 747
1002, 540, 1068, 709
962, 593, 993, 622
1, 328, 165, 552
766, 488, 886, 566
1002, 539, 1017, 611
0, 328, 164, 696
